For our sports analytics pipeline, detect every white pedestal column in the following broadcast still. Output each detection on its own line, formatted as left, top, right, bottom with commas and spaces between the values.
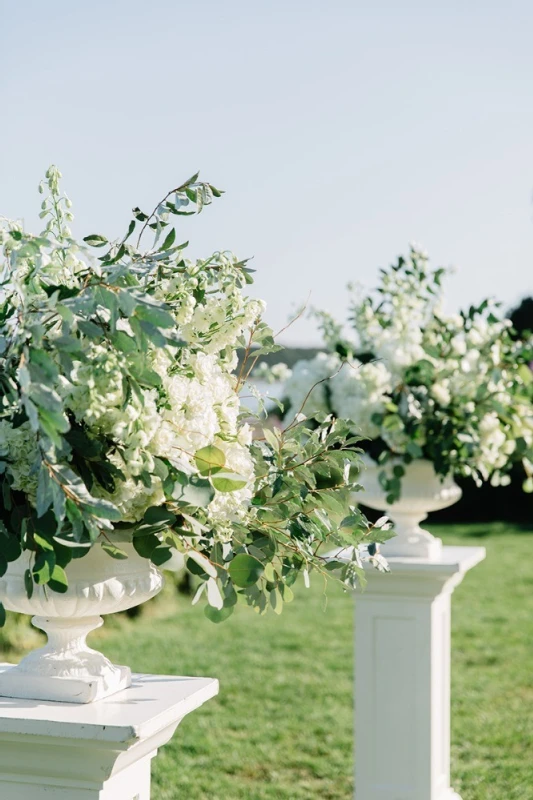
0, 669, 218, 799
354, 546, 485, 800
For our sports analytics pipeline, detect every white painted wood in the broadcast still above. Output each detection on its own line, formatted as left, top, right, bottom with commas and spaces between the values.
359, 459, 462, 558
352, 546, 485, 800
0, 544, 164, 704
0, 670, 219, 799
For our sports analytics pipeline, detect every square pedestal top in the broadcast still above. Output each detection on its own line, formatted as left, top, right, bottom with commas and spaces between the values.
327, 544, 486, 574
0, 669, 219, 744
377, 545, 486, 574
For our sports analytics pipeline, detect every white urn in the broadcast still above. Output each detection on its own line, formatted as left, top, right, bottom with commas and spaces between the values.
360, 458, 462, 559
0, 541, 164, 704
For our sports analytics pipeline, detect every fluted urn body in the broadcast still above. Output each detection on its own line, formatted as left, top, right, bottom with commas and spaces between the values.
0, 542, 163, 703
360, 458, 462, 559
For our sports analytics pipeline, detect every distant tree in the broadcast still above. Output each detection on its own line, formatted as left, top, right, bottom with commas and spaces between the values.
509, 296, 533, 340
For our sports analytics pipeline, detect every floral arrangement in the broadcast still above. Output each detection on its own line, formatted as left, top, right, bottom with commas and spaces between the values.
0, 167, 389, 625
279, 246, 533, 502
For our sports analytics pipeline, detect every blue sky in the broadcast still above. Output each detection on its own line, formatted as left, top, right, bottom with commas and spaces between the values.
1, 1, 532, 344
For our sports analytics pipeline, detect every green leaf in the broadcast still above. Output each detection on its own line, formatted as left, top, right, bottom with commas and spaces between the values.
34, 532, 54, 552
48, 564, 69, 593
0, 602, 5, 627
80, 496, 122, 521
83, 234, 108, 248
228, 553, 264, 588
33, 551, 56, 584
101, 542, 129, 559
78, 319, 102, 338
211, 473, 248, 493
104, 242, 126, 264
36, 466, 52, 518
406, 442, 423, 459
151, 545, 173, 566
518, 364, 532, 385
263, 427, 280, 451
204, 605, 234, 623
194, 445, 226, 477
135, 303, 175, 329
281, 583, 294, 603
270, 587, 283, 615
143, 506, 176, 526
138, 320, 167, 347
160, 228, 176, 250
133, 533, 160, 559
111, 330, 136, 353
0, 533, 21, 563
206, 577, 224, 609
188, 550, 217, 578
24, 568, 34, 599
174, 475, 215, 508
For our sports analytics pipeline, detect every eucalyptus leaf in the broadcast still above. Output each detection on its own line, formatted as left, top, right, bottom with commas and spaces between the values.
228, 554, 264, 588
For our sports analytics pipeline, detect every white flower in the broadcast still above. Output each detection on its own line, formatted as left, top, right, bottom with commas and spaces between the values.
330, 360, 392, 437
450, 334, 467, 356
0, 421, 39, 501
283, 352, 341, 420
431, 381, 451, 407
270, 363, 292, 382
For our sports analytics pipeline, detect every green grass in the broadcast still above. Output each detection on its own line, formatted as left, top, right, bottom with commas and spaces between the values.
5, 523, 533, 799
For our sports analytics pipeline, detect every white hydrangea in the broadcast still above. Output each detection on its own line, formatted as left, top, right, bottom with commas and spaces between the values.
431, 381, 452, 407
330, 360, 393, 437
477, 412, 510, 480
151, 352, 240, 463
97, 463, 165, 523
0, 421, 39, 500
283, 352, 341, 421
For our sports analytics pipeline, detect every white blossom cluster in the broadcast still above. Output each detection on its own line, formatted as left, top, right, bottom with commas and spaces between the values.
280, 246, 533, 489
0, 168, 264, 531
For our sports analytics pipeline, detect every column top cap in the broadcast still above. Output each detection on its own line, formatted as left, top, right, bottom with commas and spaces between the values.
0, 671, 219, 744
376, 545, 486, 574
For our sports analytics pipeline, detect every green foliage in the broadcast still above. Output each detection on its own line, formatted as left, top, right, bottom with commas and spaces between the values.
0, 166, 384, 624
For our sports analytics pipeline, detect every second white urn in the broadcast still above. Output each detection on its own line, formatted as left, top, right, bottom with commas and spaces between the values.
360, 458, 462, 559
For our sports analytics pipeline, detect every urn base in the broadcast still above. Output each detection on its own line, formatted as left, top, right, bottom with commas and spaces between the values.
0, 615, 131, 704
378, 510, 444, 559
0, 662, 131, 704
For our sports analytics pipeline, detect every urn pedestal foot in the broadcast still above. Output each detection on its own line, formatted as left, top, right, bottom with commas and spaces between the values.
0, 615, 131, 704
378, 510, 443, 559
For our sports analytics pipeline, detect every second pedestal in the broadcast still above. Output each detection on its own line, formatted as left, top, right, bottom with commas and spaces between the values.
354, 546, 485, 800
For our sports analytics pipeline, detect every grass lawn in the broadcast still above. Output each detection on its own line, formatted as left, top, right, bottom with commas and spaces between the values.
5, 523, 533, 799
